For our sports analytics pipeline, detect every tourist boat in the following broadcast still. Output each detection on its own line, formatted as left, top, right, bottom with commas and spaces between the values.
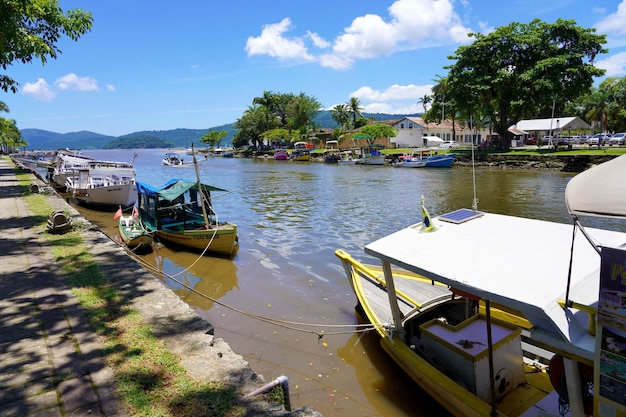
66, 165, 138, 209
354, 145, 386, 165
290, 141, 311, 161
274, 148, 289, 160
47, 149, 95, 189
163, 152, 185, 166
323, 140, 341, 163
116, 207, 153, 252
335, 156, 626, 417
136, 147, 238, 257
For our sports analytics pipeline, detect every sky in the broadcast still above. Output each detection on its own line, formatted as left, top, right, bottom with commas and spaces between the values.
3, 0, 626, 137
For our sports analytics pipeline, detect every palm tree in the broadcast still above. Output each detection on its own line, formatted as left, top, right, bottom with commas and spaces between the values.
418, 94, 432, 113
347, 97, 363, 129
331, 103, 350, 130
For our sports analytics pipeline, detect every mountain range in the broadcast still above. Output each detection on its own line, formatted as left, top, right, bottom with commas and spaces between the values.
19, 111, 417, 150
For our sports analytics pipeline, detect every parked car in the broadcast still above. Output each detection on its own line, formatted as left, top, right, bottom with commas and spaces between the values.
439, 141, 459, 149
589, 133, 611, 146
525, 137, 537, 145
609, 133, 626, 146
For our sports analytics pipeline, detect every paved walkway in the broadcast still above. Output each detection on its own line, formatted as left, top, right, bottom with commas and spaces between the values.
0, 156, 122, 417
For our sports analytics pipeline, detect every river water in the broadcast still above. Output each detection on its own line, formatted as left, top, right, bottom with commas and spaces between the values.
51, 149, 622, 417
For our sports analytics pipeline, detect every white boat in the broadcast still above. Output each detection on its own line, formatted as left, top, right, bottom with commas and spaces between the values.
336, 156, 626, 417
354, 145, 386, 165
66, 165, 138, 209
48, 149, 95, 189
323, 140, 341, 163
338, 151, 357, 165
393, 153, 426, 168
163, 152, 185, 166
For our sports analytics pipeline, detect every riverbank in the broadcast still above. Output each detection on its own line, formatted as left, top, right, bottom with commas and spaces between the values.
453, 152, 617, 172
0, 156, 321, 417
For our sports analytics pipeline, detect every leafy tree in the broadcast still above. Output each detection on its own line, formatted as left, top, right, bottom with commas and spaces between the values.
566, 77, 626, 133
200, 129, 228, 148
236, 91, 321, 148
0, 1, 93, 93
446, 19, 607, 149
356, 123, 397, 146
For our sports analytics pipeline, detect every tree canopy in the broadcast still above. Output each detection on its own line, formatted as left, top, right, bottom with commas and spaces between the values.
0, 0, 93, 93
446, 18, 607, 149
234, 91, 321, 148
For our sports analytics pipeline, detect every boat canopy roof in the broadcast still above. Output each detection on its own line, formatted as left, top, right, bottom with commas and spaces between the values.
364, 211, 626, 354
566, 154, 626, 219
137, 179, 228, 200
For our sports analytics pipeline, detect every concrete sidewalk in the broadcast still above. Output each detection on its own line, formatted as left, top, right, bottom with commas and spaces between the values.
0, 156, 122, 416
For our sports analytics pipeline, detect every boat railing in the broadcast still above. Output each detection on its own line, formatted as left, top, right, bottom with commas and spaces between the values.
557, 299, 597, 336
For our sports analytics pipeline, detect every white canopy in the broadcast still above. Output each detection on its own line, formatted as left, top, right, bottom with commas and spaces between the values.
565, 154, 626, 218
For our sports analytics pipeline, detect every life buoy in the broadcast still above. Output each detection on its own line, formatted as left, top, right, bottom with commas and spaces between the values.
548, 354, 594, 415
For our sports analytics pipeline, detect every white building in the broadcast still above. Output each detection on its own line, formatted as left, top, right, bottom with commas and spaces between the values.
388, 117, 492, 148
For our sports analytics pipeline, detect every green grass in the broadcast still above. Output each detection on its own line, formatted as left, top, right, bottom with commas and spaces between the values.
15, 169, 253, 417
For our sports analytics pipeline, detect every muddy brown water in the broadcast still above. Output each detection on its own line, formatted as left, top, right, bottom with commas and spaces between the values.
50, 149, 622, 417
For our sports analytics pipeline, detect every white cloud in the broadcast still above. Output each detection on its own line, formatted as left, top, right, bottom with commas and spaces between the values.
245, 17, 315, 61
596, 51, 626, 76
21, 78, 56, 101
21, 73, 107, 101
595, 1, 626, 36
343, 83, 434, 114
245, 0, 470, 70
54, 73, 99, 92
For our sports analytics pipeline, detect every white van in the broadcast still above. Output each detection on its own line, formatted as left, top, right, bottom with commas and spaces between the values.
422, 136, 444, 148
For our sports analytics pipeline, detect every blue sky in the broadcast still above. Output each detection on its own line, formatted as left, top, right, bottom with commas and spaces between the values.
3, 0, 626, 137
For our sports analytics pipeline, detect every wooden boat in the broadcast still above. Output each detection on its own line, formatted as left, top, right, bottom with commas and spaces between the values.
290, 142, 311, 161
424, 150, 455, 167
323, 140, 341, 163
274, 149, 289, 160
117, 211, 153, 251
136, 146, 238, 257
337, 151, 357, 165
393, 153, 427, 168
66, 165, 138, 209
354, 145, 386, 165
336, 157, 626, 416
163, 152, 185, 166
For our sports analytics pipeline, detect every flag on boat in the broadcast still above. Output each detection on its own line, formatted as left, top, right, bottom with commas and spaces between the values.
113, 205, 123, 220
132, 205, 139, 218
420, 196, 435, 232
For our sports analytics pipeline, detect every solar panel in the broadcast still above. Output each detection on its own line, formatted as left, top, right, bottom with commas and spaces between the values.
438, 208, 484, 224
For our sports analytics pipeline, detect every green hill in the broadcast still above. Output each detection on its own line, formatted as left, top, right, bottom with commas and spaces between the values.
20, 111, 419, 150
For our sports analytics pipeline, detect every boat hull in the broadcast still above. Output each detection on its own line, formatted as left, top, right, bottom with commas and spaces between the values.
355, 156, 385, 165
425, 154, 455, 167
71, 182, 137, 208
157, 224, 238, 256
118, 215, 153, 250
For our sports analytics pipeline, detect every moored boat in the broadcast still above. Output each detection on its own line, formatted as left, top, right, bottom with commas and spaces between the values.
136, 146, 238, 257
274, 148, 289, 160
290, 142, 311, 161
117, 208, 153, 252
337, 151, 357, 165
66, 165, 138, 209
323, 140, 341, 163
354, 145, 386, 165
335, 155, 626, 416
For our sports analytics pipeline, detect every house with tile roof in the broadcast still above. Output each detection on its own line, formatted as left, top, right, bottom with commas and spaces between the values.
387, 117, 493, 148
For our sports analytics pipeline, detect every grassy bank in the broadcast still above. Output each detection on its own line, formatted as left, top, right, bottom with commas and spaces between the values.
16, 170, 257, 417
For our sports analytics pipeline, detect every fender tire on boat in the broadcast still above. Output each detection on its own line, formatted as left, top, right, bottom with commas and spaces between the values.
548, 354, 593, 415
